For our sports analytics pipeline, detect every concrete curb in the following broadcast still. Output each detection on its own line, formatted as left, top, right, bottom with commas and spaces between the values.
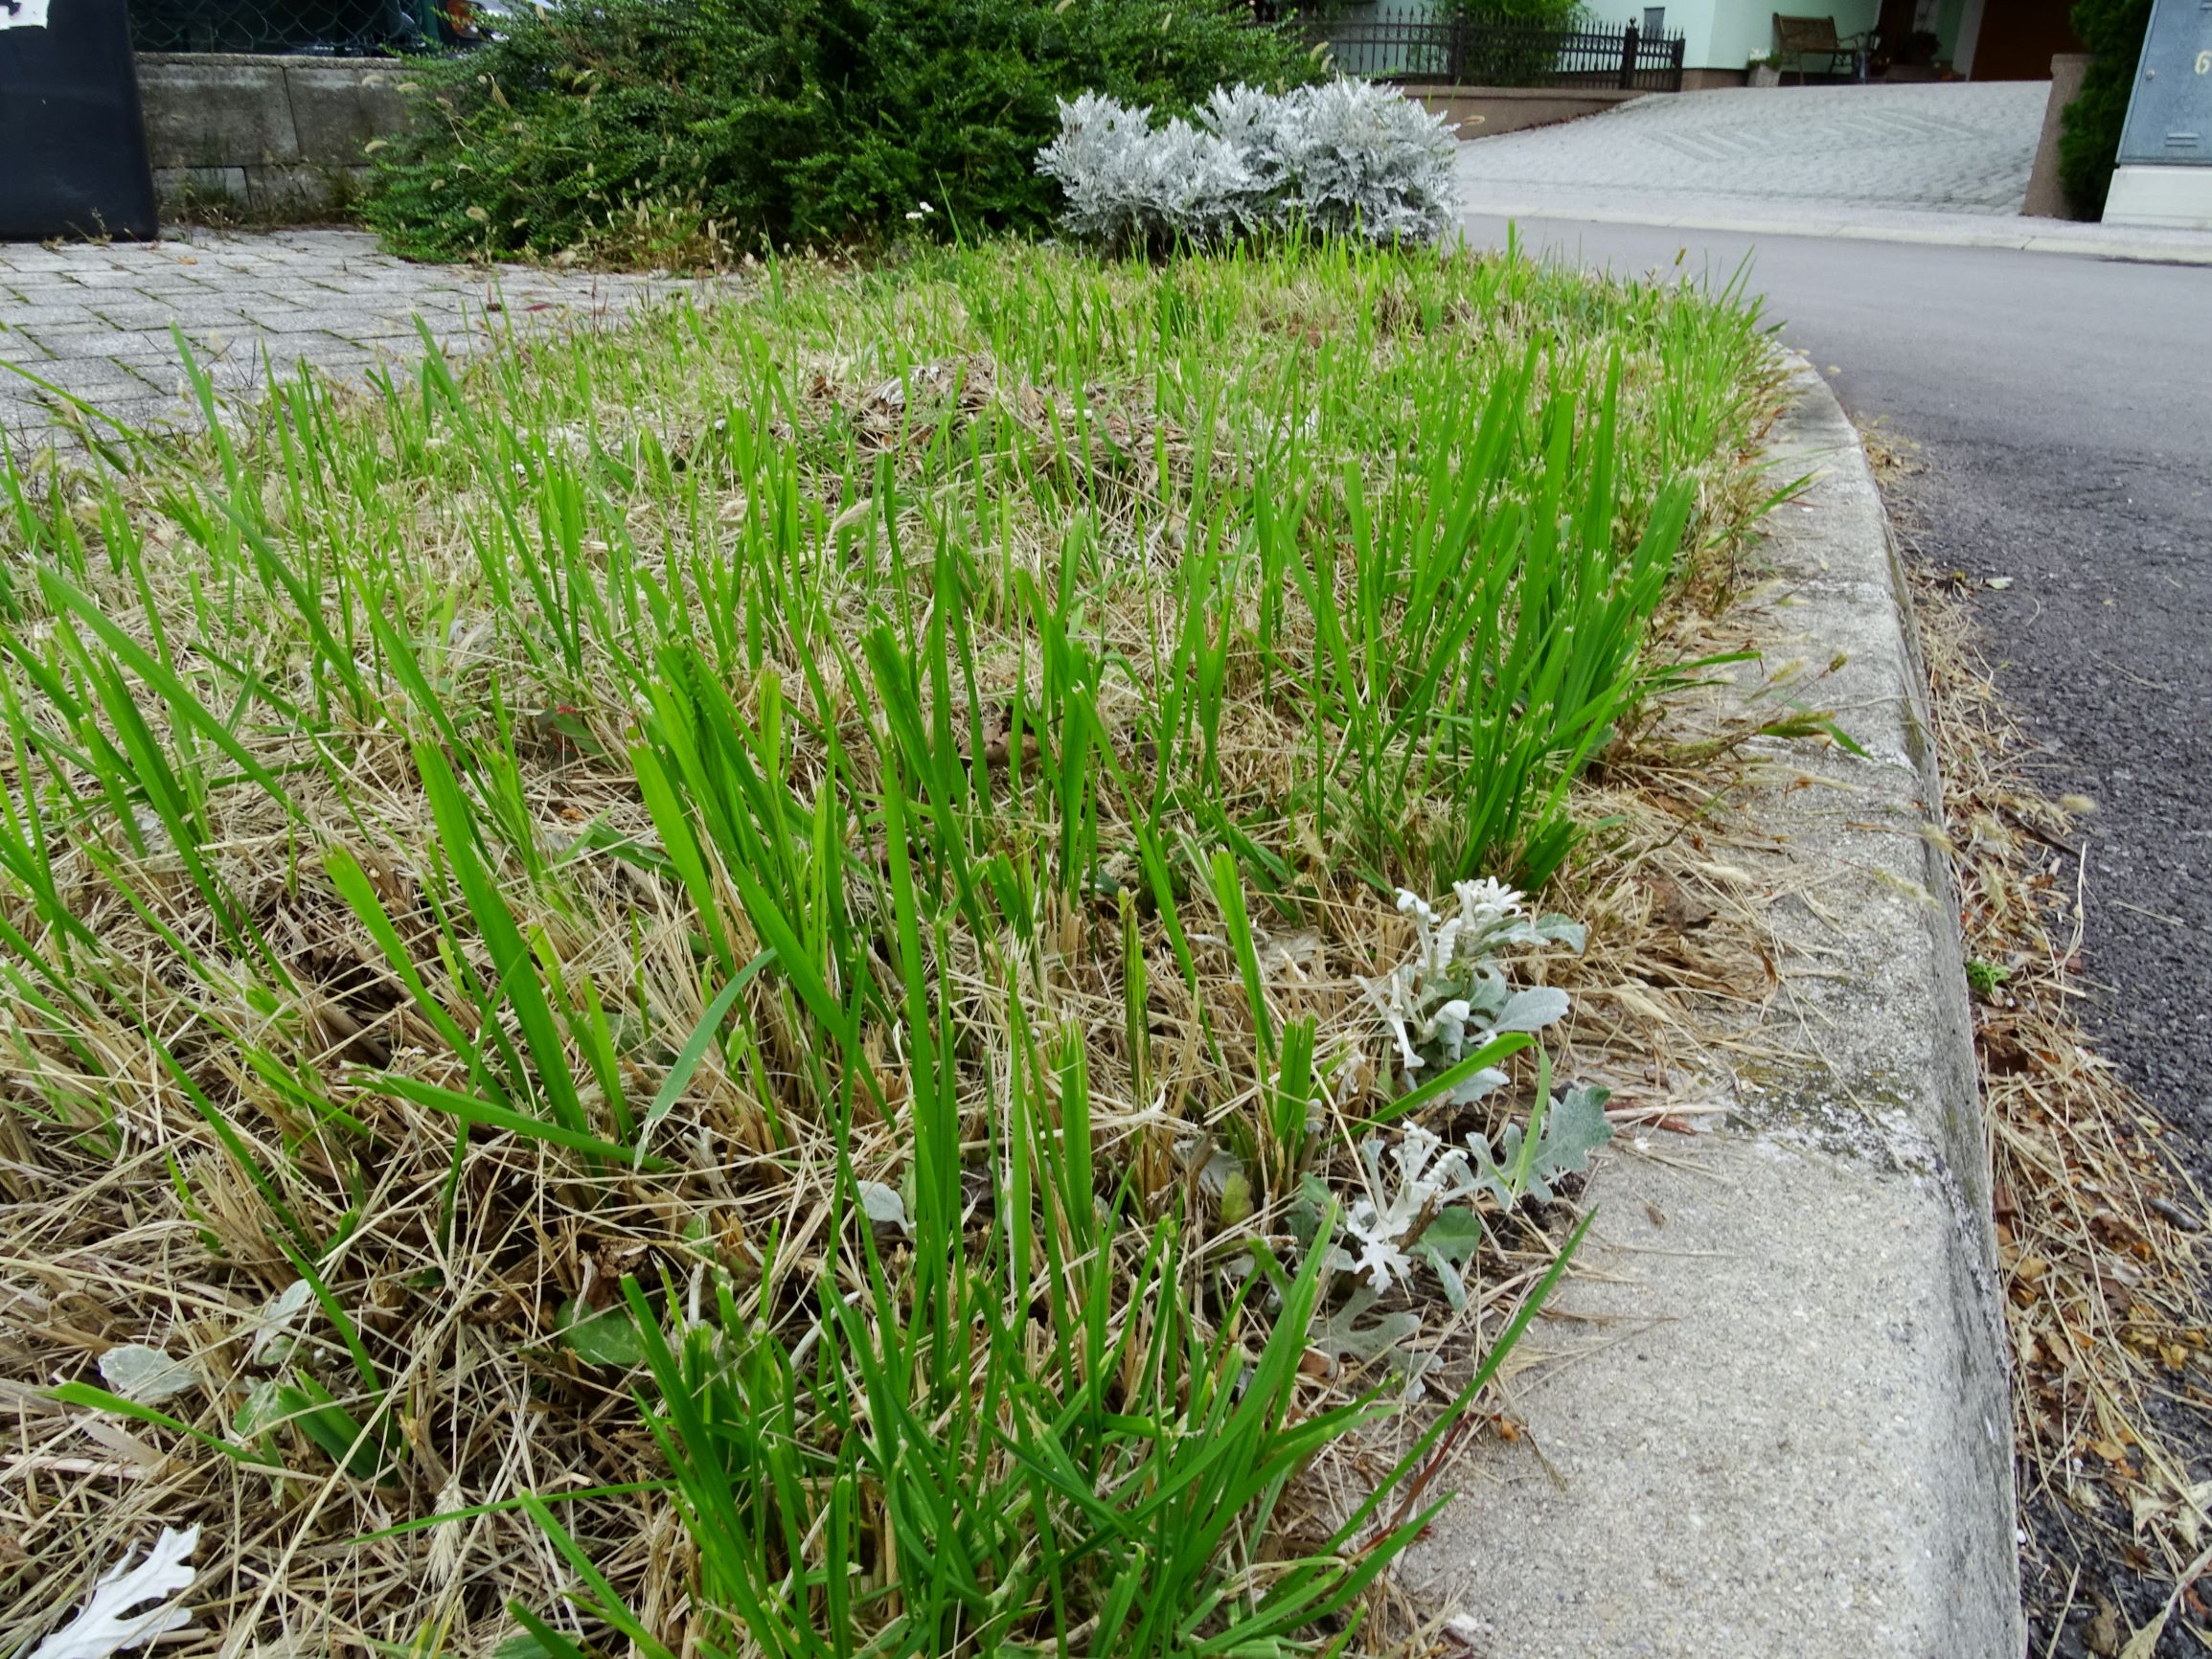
1459, 195, 2212, 265
1405, 359, 2023, 1657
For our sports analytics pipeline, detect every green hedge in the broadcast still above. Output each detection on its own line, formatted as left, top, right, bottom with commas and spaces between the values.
2058, 0, 2154, 219
364, 0, 1322, 263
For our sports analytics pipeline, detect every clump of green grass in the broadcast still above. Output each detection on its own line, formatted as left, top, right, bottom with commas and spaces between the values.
0, 239, 1775, 1654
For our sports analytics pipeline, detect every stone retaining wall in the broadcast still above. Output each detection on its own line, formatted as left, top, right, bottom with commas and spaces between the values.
134, 52, 409, 216
1405, 83, 1649, 139
130, 58, 1641, 216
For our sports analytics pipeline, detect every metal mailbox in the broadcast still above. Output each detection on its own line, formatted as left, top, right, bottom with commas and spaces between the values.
2119, 0, 2212, 167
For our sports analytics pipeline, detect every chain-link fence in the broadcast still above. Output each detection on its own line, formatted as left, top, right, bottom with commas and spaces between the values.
128, 0, 477, 56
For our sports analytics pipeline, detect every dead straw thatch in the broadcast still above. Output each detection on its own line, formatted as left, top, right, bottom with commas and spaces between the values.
1911, 564, 2212, 1656
0, 243, 1790, 1658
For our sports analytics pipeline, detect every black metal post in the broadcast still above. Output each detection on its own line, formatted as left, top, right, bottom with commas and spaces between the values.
1618, 20, 1639, 88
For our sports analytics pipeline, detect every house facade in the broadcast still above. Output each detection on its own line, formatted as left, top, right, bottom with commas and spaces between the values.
1576, 0, 2085, 82
1333, 0, 2087, 85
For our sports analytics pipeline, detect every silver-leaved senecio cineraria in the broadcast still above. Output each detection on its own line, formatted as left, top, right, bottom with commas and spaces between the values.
1037, 80, 1461, 251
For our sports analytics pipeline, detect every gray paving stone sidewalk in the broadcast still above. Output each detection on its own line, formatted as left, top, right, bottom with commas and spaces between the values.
1457, 82, 2051, 215
0, 227, 707, 453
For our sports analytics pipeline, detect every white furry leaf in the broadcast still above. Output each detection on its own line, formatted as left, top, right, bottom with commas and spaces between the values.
1492, 987, 1570, 1034
246, 1280, 315, 1366
95, 1345, 194, 1405
858, 1181, 910, 1235
27, 1525, 199, 1659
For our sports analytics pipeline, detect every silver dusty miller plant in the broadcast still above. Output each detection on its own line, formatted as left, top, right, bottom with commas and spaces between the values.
1288, 1089, 1611, 1397
1033, 91, 1253, 251
1037, 80, 1460, 251
1367, 878, 1585, 1102
1269, 79, 1462, 242
1330, 1088, 1611, 1310
1274, 880, 1611, 1394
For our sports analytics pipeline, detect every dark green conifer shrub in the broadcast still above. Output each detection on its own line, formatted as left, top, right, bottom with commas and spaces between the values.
364, 0, 1321, 262
2058, 0, 2154, 219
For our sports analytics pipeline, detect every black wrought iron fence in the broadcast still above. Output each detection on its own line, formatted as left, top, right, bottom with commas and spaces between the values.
1309, 16, 1686, 91
128, 0, 461, 55
126, 0, 1683, 91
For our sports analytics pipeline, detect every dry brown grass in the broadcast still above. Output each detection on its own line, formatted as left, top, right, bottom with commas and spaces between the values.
1908, 568, 2212, 1654
0, 241, 1789, 1658
1859, 417, 2212, 1649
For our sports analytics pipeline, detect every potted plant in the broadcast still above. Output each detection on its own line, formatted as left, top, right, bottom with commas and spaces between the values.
1747, 48, 1781, 85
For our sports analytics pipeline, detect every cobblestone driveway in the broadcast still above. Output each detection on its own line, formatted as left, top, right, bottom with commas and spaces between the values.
0, 227, 699, 453
1457, 82, 2051, 215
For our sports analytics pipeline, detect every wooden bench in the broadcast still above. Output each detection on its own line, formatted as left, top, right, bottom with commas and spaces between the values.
1771, 13, 1868, 82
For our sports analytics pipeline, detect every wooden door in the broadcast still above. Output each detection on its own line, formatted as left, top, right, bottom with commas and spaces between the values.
1972, 0, 2087, 79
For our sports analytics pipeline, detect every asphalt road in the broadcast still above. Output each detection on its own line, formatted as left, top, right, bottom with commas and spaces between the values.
1466, 215, 2212, 1136
1464, 213, 2212, 1654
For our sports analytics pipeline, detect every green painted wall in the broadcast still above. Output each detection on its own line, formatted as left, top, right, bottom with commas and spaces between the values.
1578, 0, 1879, 69
1934, 0, 1967, 58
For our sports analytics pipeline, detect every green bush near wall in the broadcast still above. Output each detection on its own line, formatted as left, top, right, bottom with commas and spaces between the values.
2058, 0, 2154, 218
363, 0, 1321, 263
